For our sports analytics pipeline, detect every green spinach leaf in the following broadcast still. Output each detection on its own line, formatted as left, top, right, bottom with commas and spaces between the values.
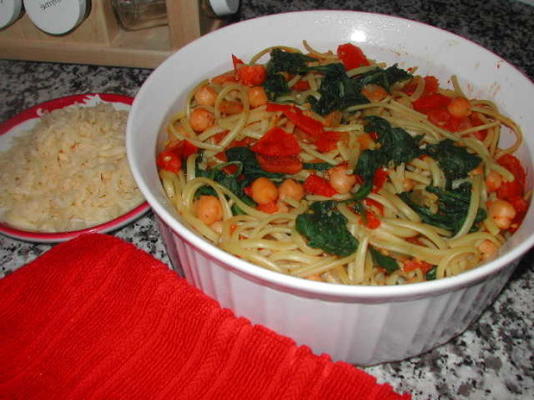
354, 116, 422, 182
295, 201, 358, 257
424, 139, 481, 183
369, 247, 400, 273
399, 183, 487, 234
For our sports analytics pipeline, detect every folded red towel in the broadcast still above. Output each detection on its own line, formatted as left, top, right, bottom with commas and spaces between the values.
0, 233, 410, 399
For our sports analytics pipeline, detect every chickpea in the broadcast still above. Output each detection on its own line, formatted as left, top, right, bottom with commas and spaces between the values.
447, 97, 472, 118
278, 179, 304, 202
485, 170, 503, 192
218, 100, 243, 115
194, 85, 218, 106
487, 199, 516, 230
195, 195, 223, 225
250, 177, 278, 205
248, 86, 268, 108
477, 239, 499, 261
327, 165, 357, 194
190, 108, 215, 132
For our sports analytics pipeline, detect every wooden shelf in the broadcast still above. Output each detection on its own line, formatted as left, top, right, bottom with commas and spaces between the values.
0, 0, 225, 69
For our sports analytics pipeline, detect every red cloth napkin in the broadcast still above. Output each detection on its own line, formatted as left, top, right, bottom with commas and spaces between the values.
0, 233, 410, 400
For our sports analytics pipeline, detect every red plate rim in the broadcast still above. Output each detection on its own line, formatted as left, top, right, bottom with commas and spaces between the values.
0, 93, 150, 243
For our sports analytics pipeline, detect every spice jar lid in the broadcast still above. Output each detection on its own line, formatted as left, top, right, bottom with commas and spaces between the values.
0, 0, 23, 29
23, 0, 88, 35
209, 0, 240, 17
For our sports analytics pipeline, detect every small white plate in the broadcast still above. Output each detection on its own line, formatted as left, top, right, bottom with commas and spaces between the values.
0, 93, 149, 243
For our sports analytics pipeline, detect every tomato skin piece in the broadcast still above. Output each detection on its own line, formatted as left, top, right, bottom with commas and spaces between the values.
372, 168, 389, 193
364, 210, 381, 229
403, 258, 434, 274
251, 127, 300, 157
232, 54, 244, 70
469, 112, 488, 141
497, 180, 524, 201
237, 64, 267, 86
292, 80, 310, 91
336, 43, 370, 70
497, 154, 526, 187
266, 103, 325, 138
403, 76, 439, 96
181, 140, 198, 158
256, 154, 303, 174
496, 154, 526, 202
265, 103, 342, 153
412, 94, 451, 113
426, 108, 450, 128
364, 198, 384, 216
314, 131, 341, 153
157, 150, 182, 173
303, 174, 337, 197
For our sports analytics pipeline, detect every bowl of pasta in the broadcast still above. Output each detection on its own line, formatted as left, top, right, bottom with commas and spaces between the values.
127, 11, 533, 365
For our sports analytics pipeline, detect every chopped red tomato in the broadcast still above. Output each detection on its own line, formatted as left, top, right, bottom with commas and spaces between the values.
181, 140, 198, 158
372, 168, 389, 192
315, 131, 341, 153
469, 112, 488, 141
426, 108, 451, 128
364, 210, 381, 229
496, 154, 526, 202
445, 116, 471, 133
157, 150, 182, 173
237, 64, 267, 86
266, 103, 325, 138
157, 139, 198, 173
265, 102, 294, 113
364, 198, 384, 216
497, 154, 526, 187
229, 136, 254, 148
213, 130, 229, 144
251, 127, 300, 156
303, 174, 337, 197
232, 54, 244, 70
256, 154, 303, 174
336, 43, 370, 70
292, 80, 310, 91
403, 258, 434, 274
403, 76, 439, 96
497, 179, 524, 201
412, 94, 451, 113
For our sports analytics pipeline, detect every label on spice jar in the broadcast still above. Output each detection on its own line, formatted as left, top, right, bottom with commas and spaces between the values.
23, 0, 88, 35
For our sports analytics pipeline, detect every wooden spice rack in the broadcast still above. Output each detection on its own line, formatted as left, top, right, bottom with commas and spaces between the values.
0, 0, 228, 68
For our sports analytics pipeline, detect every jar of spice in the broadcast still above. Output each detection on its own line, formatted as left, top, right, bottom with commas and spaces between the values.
23, 0, 90, 35
111, 0, 168, 31
0, 0, 24, 30
112, 0, 240, 31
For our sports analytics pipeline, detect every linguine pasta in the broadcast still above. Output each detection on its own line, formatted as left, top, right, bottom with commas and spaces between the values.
156, 42, 529, 285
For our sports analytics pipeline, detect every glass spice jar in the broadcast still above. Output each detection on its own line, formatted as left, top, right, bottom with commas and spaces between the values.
112, 0, 168, 31
112, 0, 240, 31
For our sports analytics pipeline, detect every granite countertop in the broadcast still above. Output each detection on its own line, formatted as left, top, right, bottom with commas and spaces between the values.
1, 0, 533, 399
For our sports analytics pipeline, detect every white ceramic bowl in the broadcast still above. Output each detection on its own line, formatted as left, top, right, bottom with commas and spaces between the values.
127, 11, 534, 365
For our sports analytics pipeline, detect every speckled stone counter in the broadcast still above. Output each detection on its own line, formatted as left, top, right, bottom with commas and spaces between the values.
1, 1, 533, 399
